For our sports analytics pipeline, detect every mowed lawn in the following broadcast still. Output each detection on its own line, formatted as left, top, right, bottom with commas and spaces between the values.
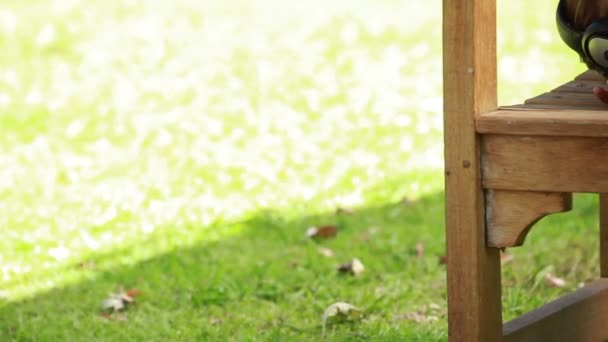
0, 0, 598, 340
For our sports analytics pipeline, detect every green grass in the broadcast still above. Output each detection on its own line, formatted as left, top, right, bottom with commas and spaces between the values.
0, 0, 600, 340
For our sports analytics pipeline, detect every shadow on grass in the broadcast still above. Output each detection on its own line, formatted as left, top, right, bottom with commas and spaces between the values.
0, 191, 449, 341
2, 190, 601, 341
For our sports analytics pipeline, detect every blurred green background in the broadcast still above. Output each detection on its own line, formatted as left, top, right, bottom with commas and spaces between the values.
0, 0, 596, 340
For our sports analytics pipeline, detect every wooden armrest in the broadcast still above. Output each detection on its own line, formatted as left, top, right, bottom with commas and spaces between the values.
476, 70, 608, 137
476, 108, 608, 137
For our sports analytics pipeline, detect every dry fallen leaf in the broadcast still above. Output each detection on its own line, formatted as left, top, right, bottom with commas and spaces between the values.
306, 225, 338, 239
101, 288, 140, 313
337, 258, 365, 276
322, 302, 363, 336
318, 247, 334, 258
415, 242, 425, 258
544, 273, 566, 288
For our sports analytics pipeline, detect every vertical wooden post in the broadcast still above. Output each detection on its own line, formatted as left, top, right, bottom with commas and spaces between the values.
600, 194, 608, 277
443, 0, 502, 341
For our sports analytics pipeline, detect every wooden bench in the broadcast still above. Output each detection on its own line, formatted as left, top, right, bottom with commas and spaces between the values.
443, 1, 608, 341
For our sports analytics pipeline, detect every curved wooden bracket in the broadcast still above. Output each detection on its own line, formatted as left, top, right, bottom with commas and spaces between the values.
485, 190, 572, 248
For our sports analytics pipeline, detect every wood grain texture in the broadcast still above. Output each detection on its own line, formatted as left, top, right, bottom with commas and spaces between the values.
503, 279, 608, 342
601, 194, 608, 277
482, 135, 608, 193
478, 71, 608, 137
485, 190, 572, 248
499, 103, 606, 110
476, 108, 608, 137
443, 0, 502, 341
524, 91, 605, 107
552, 80, 604, 94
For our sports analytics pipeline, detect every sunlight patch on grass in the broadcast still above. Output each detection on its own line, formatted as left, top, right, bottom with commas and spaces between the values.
0, 0, 446, 303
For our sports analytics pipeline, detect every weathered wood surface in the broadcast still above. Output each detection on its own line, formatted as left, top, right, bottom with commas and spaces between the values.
476, 69, 608, 136
443, 0, 502, 340
522, 70, 605, 109
476, 108, 608, 137
551, 80, 603, 93
503, 279, 608, 342
525, 91, 602, 106
486, 190, 572, 248
482, 135, 608, 193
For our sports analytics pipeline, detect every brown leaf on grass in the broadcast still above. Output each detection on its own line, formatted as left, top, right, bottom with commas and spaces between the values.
101, 288, 141, 313
125, 289, 141, 298
415, 242, 425, 258
500, 251, 514, 265
337, 258, 365, 276
306, 225, 338, 239
438, 255, 447, 265
544, 273, 566, 288
318, 247, 334, 258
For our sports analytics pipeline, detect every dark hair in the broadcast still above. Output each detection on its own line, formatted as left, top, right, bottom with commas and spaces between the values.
566, 0, 608, 30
